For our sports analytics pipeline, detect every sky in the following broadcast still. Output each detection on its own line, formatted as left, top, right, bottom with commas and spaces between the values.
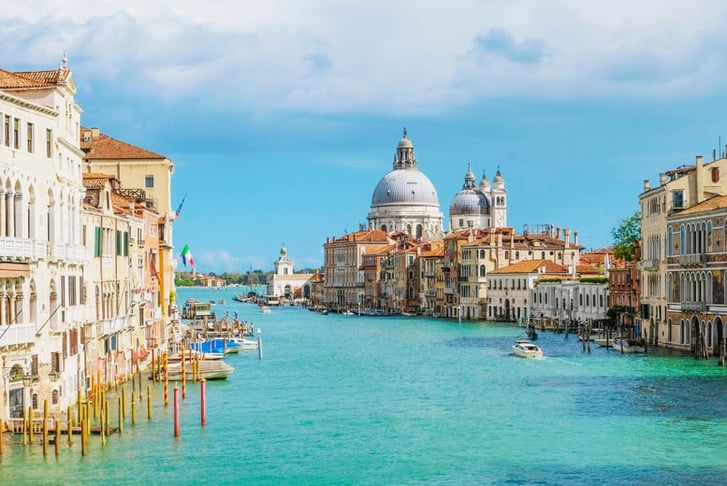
4, 1, 727, 273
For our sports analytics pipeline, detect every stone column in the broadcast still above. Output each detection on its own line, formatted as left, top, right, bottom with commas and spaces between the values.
7, 192, 15, 238
0, 189, 5, 237
0, 290, 7, 326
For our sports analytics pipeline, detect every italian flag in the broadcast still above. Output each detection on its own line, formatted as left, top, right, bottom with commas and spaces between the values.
180, 244, 195, 267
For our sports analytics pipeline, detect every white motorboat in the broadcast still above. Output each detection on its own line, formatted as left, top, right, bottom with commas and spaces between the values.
228, 337, 259, 350
259, 305, 271, 314
612, 338, 646, 353
166, 359, 234, 380
592, 335, 622, 348
512, 339, 543, 359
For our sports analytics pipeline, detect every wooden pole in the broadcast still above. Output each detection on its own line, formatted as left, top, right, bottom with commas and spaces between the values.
81, 419, 86, 456
0, 419, 4, 454
147, 385, 152, 421
42, 399, 48, 455
164, 353, 169, 407
182, 347, 187, 399
118, 396, 123, 434
131, 391, 137, 425
122, 386, 127, 419
68, 406, 73, 445
22, 406, 28, 445
54, 419, 61, 456
105, 399, 110, 436
28, 406, 34, 444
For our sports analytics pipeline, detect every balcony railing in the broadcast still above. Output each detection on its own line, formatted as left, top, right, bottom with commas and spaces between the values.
681, 301, 707, 312
0, 237, 46, 261
0, 322, 36, 347
641, 259, 659, 270
679, 254, 707, 267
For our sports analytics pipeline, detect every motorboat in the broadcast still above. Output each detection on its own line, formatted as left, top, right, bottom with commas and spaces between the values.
341, 310, 355, 316
590, 334, 622, 348
612, 337, 646, 353
259, 305, 271, 314
512, 339, 543, 359
228, 337, 259, 350
166, 359, 234, 381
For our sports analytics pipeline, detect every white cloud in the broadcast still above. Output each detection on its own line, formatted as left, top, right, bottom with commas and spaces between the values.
5, 0, 727, 113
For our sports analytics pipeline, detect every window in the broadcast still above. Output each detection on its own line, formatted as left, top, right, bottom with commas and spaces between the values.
46, 129, 53, 158
672, 190, 684, 209
26, 122, 33, 152
3, 115, 8, 146
145, 175, 154, 188
13, 118, 19, 149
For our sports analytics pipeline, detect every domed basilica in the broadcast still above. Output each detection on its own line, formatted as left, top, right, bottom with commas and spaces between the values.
367, 130, 507, 240
367, 129, 444, 241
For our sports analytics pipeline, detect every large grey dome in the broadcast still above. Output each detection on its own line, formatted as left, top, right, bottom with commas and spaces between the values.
371, 169, 439, 206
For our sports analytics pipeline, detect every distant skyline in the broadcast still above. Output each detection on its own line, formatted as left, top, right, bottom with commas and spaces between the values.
5, 1, 727, 273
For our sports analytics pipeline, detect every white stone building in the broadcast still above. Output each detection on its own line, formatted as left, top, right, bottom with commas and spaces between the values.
267, 245, 314, 302
0, 58, 91, 423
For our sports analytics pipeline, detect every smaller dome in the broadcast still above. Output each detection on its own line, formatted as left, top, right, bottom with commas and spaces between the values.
450, 165, 490, 216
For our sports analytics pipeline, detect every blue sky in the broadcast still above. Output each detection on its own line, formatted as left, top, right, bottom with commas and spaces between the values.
5, 1, 727, 273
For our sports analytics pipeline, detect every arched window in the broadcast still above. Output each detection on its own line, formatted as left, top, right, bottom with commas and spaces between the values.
479, 265, 486, 277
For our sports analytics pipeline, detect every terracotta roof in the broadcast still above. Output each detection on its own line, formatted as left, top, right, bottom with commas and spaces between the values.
491, 259, 569, 275
81, 127, 166, 160
675, 195, 727, 216
0, 67, 70, 89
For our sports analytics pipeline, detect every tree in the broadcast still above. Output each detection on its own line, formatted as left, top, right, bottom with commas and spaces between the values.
611, 210, 641, 261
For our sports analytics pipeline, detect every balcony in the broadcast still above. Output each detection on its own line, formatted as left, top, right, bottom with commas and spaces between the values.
681, 301, 707, 312
0, 323, 36, 347
641, 259, 660, 270
0, 237, 46, 262
101, 316, 129, 336
679, 254, 706, 267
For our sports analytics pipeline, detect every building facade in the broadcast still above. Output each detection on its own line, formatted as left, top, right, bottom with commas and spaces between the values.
0, 60, 90, 422
639, 155, 727, 347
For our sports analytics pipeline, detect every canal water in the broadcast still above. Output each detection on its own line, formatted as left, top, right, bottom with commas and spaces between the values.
2, 286, 727, 485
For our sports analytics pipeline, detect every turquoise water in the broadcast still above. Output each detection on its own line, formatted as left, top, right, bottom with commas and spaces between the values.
3, 286, 727, 485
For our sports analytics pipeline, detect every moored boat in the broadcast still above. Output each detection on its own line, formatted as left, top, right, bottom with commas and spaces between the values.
612, 337, 646, 353
512, 339, 543, 359
166, 359, 234, 380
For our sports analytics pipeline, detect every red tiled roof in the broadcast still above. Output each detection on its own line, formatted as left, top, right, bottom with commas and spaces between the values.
81, 127, 166, 160
491, 259, 569, 274
0, 67, 70, 89
676, 195, 727, 215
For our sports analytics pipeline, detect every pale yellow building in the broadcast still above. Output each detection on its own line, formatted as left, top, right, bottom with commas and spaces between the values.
81, 127, 177, 343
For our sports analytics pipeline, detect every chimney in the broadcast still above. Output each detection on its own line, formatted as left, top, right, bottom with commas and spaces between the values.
564, 229, 570, 249
556, 227, 561, 240
644, 179, 651, 191
660, 173, 666, 185
696, 155, 705, 203
91, 127, 100, 138
573, 231, 579, 246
